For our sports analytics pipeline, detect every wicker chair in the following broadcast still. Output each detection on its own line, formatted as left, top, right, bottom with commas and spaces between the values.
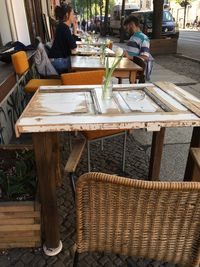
74, 172, 200, 267
61, 71, 127, 173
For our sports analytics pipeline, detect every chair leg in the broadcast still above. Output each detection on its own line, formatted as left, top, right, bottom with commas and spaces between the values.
69, 172, 76, 200
122, 132, 127, 172
101, 139, 104, 151
73, 250, 79, 267
118, 77, 122, 84
68, 132, 72, 152
87, 141, 91, 172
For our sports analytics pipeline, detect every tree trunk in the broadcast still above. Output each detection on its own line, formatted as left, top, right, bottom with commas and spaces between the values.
120, 0, 125, 43
89, 0, 92, 20
100, 0, 103, 34
86, 0, 89, 31
103, 0, 109, 36
183, 4, 187, 29
152, 0, 164, 39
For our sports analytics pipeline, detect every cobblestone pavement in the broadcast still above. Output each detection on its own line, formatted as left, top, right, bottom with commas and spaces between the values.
0, 133, 180, 267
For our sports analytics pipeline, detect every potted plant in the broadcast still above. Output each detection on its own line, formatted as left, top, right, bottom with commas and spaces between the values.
0, 144, 41, 249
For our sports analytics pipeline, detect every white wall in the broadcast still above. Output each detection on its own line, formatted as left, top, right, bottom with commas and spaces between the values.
0, 0, 12, 45
11, 0, 30, 45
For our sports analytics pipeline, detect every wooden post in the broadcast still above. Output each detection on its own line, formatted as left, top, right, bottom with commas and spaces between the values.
152, 0, 164, 39
120, 0, 125, 43
184, 127, 200, 181
32, 132, 60, 248
148, 128, 165, 181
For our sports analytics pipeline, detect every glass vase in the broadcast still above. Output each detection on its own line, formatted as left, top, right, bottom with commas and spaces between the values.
102, 77, 113, 100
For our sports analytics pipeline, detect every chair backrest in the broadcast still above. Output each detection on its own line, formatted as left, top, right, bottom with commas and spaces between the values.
76, 172, 200, 267
11, 51, 29, 75
133, 56, 146, 83
61, 70, 105, 85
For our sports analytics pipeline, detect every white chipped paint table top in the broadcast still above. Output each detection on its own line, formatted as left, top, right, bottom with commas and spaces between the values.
15, 82, 200, 137
75, 46, 115, 56
76, 40, 107, 47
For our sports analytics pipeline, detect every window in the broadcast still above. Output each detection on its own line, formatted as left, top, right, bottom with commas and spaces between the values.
163, 11, 173, 22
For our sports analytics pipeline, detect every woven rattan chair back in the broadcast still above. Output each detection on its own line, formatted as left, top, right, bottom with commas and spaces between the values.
75, 172, 200, 267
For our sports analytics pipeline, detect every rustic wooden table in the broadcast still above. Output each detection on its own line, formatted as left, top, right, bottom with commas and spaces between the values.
15, 82, 200, 255
70, 56, 142, 83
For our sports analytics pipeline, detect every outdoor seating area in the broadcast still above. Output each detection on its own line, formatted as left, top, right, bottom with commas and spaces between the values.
1, 0, 200, 266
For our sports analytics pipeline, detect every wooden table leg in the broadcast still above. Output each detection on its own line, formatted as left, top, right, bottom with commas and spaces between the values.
184, 127, 200, 181
129, 71, 137, 83
32, 132, 61, 251
148, 128, 166, 181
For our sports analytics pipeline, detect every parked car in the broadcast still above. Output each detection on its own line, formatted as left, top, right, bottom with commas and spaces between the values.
131, 10, 179, 39
110, 4, 140, 35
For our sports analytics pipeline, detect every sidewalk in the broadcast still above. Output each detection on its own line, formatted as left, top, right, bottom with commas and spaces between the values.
1, 45, 200, 266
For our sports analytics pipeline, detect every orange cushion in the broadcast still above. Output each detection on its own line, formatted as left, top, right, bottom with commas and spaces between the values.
11, 51, 29, 75
25, 79, 61, 93
82, 129, 125, 140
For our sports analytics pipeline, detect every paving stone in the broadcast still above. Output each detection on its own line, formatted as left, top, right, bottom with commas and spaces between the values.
0, 256, 11, 267
13, 261, 25, 267
21, 252, 35, 264
36, 258, 46, 267
52, 261, 66, 267
29, 255, 45, 267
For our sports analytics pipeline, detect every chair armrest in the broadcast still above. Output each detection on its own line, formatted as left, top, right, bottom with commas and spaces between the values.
65, 139, 86, 173
190, 148, 200, 181
191, 148, 200, 171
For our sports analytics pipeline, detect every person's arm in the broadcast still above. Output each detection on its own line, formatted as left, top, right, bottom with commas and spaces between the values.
71, 19, 82, 41
139, 37, 150, 61
65, 26, 77, 54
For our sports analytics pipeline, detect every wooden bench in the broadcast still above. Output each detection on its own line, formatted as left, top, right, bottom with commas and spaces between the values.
65, 139, 86, 197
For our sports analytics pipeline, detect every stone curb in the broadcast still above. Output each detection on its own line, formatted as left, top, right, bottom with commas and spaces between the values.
175, 54, 200, 64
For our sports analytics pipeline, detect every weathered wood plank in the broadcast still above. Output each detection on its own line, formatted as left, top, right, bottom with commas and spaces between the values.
0, 202, 35, 212
0, 231, 39, 237
65, 139, 86, 173
0, 236, 40, 242
32, 132, 60, 249
0, 242, 39, 249
148, 128, 166, 181
0, 224, 40, 231
145, 86, 180, 112
0, 211, 40, 219
155, 82, 200, 117
0, 218, 34, 225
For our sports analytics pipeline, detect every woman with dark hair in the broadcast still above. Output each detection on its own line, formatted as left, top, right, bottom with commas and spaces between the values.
49, 4, 78, 74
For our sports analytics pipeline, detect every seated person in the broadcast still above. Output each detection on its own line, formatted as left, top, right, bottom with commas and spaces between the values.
123, 15, 154, 81
49, 4, 78, 74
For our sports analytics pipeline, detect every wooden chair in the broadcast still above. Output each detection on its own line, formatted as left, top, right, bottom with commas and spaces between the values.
11, 51, 61, 93
133, 56, 146, 83
61, 71, 127, 174
73, 172, 200, 267
117, 56, 146, 84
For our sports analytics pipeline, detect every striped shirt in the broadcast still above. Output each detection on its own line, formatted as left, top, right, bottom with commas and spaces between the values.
126, 31, 150, 58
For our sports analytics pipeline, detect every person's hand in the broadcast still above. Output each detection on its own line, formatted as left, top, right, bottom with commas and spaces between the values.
72, 19, 78, 35
124, 51, 133, 60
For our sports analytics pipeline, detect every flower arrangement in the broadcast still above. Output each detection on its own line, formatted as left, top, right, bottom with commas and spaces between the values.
102, 47, 124, 99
